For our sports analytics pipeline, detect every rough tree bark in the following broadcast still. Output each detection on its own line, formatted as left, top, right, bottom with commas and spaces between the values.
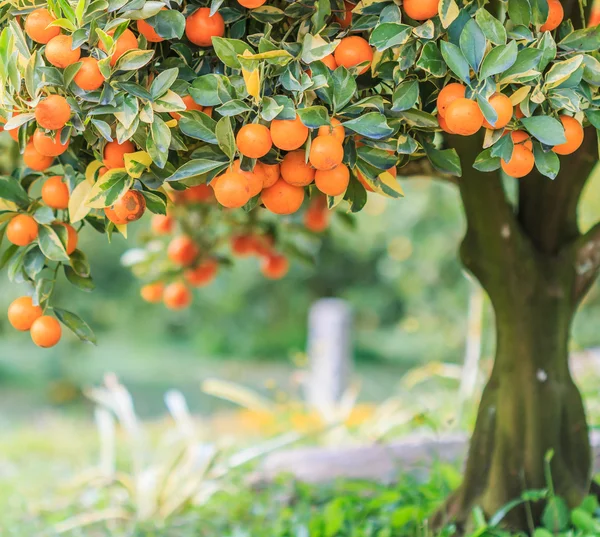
433, 130, 599, 530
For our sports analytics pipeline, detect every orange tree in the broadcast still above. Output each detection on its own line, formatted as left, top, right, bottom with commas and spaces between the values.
1, 0, 600, 528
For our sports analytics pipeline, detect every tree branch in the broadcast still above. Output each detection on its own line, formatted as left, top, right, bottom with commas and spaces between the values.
573, 222, 600, 304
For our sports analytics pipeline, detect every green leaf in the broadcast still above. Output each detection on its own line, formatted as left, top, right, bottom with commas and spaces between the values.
533, 143, 560, 179
422, 142, 462, 176
439, 0, 460, 29
520, 116, 566, 145
342, 113, 394, 139
217, 100, 252, 117
297, 106, 329, 128
179, 113, 218, 144
544, 55, 584, 89
332, 68, 357, 112
558, 26, 600, 53
391, 80, 419, 112
473, 148, 501, 171
508, 0, 532, 26
0, 176, 30, 207
167, 160, 227, 182
23, 247, 46, 279
542, 497, 569, 532
369, 23, 412, 51
115, 49, 155, 71
440, 41, 471, 84
215, 117, 236, 160
459, 19, 486, 73
153, 9, 185, 40
416, 42, 447, 78
475, 9, 507, 45
53, 307, 97, 345
38, 225, 70, 262
212, 37, 253, 69
344, 174, 367, 213
499, 48, 543, 84
150, 67, 179, 100
64, 265, 95, 292
141, 190, 167, 214
479, 41, 518, 80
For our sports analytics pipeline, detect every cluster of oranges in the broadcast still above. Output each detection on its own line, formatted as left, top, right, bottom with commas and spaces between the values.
7, 297, 62, 348
436, 82, 584, 178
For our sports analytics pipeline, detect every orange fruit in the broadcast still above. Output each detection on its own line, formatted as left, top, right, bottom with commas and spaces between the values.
260, 162, 280, 188
213, 171, 251, 208
236, 123, 272, 159
501, 144, 535, 178
510, 130, 533, 150
141, 282, 164, 303
23, 142, 54, 171
4, 112, 20, 142
281, 150, 316, 186
42, 176, 70, 209
437, 83, 466, 117
168, 235, 199, 266
444, 98, 484, 136
30, 316, 62, 348
7, 215, 38, 246
438, 114, 455, 134
309, 136, 344, 170
185, 258, 219, 287
261, 253, 289, 279
73, 57, 105, 91
231, 234, 255, 256
320, 54, 338, 70
251, 233, 274, 257
334, 36, 373, 75
335, 1, 354, 28
56, 222, 78, 254
137, 10, 166, 42
163, 281, 192, 310
25, 8, 60, 44
540, 0, 564, 31
514, 104, 525, 118
103, 139, 136, 168
403, 0, 439, 20
315, 163, 350, 196
8, 296, 43, 331
304, 196, 330, 232
105, 189, 146, 224
553, 115, 584, 155
318, 118, 345, 143
270, 114, 309, 151
184, 183, 214, 203
261, 178, 305, 215
33, 128, 69, 157
185, 8, 225, 47
238, 0, 267, 7
170, 94, 203, 120
482, 93, 513, 130
151, 214, 174, 234
35, 95, 71, 131
232, 159, 265, 197
45, 35, 81, 68
99, 29, 138, 66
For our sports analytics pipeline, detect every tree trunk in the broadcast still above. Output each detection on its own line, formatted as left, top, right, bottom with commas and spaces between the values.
434, 132, 599, 530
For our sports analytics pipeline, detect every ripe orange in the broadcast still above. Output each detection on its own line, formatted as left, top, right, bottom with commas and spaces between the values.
231, 234, 255, 256
23, 142, 54, 171
281, 150, 316, 186
213, 171, 252, 208
261, 178, 305, 215
309, 136, 344, 170
105, 189, 146, 224
7, 215, 38, 246
304, 196, 330, 232
73, 57, 105, 91
137, 11, 165, 42
30, 316, 62, 348
334, 36, 373, 75
151, 214, 174, 234
251, 234, 274, 257
35, 95, 71, 130
237, 123, 273, 159
270, 114, 309, 151
100, 29, 138, 66
238, 0, 267, 7
185, 8, 225, 47
168, 235, 199, 266
510, 130, 533, 150
185, 258, 219, 287
261, 253, 289, 279
260, 162, 280, 188
25, 8, 60, 44
335, 1, 354, 28
163, 281, 192, 310
320, 54, 338, 70
103, 139, 136, 168
482, 93, 513, 130
540, 0, 564, 31
45, 35, 81, 68
318, 118, 345, 143
3, 112, 20, 142
315, 163, 350, 196
42, 176, 70, 209
8, 296, 43, 331
170, 94, 203, 120
184, 183, 214, 203
437, 83, 466, 117
33, 128, 69, 157
141, 282, 164, 303
438, 114, 455, 134
444, 98, 484, 136
56, 222, 78, 254
403, 0, 439, 20
553, 115, 584, 155
501, 144, 535, 178
232, 159, 265, 197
